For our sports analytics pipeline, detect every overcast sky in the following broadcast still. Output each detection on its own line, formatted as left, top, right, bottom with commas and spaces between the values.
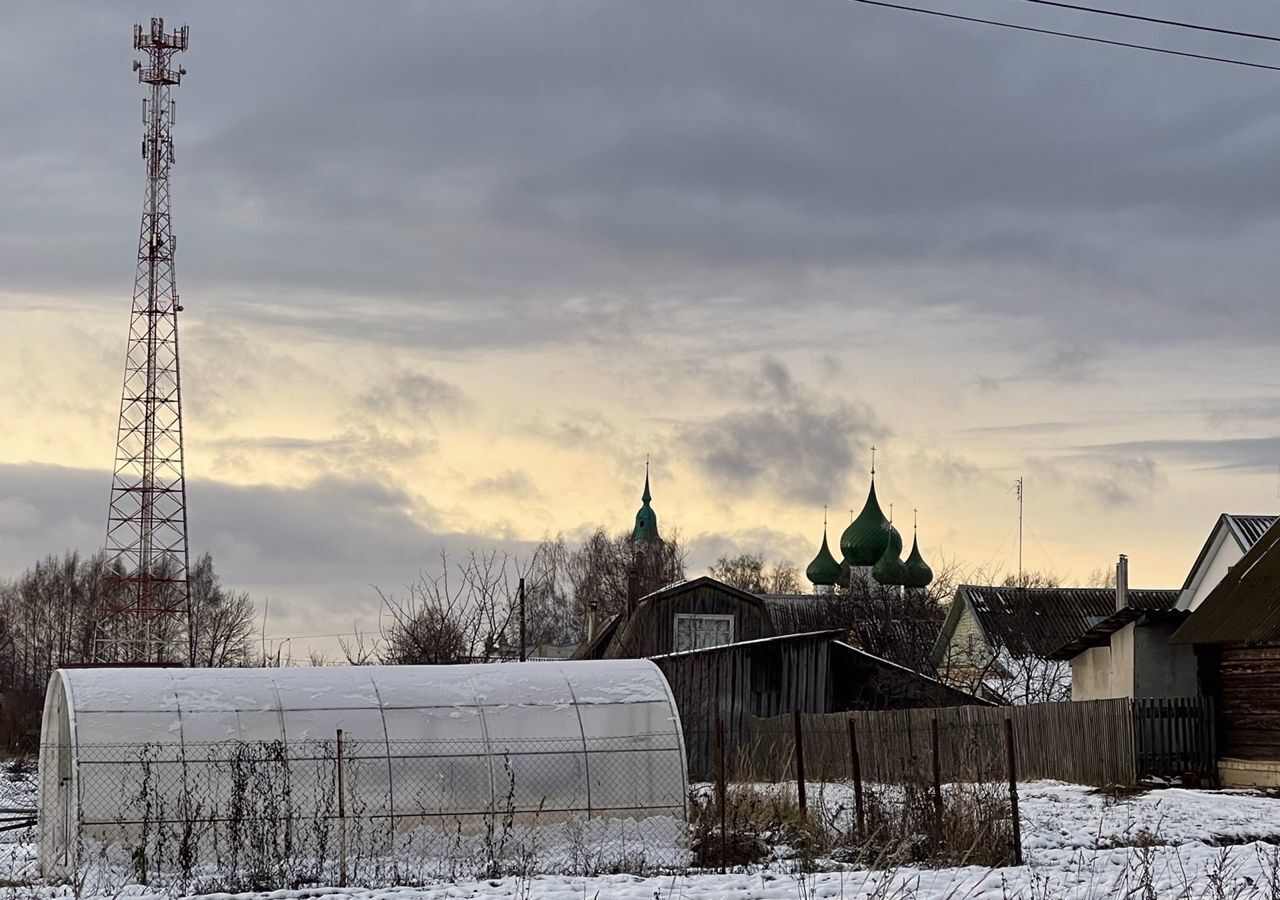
4, 0, 1280, 658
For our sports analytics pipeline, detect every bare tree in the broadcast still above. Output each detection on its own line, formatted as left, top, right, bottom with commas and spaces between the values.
185, 553, 255, 668
564, 528, 686, 625
707, 553, 801, 594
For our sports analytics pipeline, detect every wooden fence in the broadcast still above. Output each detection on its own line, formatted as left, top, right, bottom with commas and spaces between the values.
724, 697, 1213, 787
1133, 696, 1215, 780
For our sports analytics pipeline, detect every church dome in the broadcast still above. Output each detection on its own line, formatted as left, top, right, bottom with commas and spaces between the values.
903, 533, 934, 589
806, 529, 842, 587
872, 523, 907, 586
840, 481, 891, 567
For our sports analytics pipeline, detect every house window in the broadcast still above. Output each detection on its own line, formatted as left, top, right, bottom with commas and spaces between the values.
674, 614, 734, 652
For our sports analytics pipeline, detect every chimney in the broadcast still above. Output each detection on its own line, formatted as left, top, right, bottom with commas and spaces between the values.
627, 569, 640, 618
586, 601, 598, 643
1115, 554, 1129, 612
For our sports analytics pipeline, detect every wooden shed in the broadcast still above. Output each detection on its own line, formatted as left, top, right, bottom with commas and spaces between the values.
650, 630, 981, 779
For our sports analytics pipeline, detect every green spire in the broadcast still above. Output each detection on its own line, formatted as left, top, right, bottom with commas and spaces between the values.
632, 460, 659, 542
806, 509, 842, 587
903, 513, 934, 589
872, 522, 907, 586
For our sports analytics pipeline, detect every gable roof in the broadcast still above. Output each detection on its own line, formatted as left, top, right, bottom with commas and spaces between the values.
761, 593, 945, 673
1173, 518, 1280, 645
934, 584, 1182, 663
1181, 514, 1278, 592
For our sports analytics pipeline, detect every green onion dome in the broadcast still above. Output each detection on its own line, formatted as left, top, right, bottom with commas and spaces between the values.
872, 523, 907, 586
840, 481, 891, 567
806, 530, 842, 587
903, 533, 934, 589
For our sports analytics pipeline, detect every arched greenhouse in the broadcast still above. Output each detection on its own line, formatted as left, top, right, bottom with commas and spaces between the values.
38, 660, 688, 883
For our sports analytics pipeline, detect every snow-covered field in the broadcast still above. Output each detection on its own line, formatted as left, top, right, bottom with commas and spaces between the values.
7, 779, 1280, 899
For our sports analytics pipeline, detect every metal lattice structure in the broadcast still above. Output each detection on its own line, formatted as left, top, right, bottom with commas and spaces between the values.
97, 18, 191, 663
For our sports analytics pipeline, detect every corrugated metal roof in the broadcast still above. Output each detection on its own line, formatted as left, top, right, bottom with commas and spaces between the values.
959, 585, 1182, 659
1182, 514, 1279, 591
1173, 519, 1280, 644
1227, 515, 1278, 550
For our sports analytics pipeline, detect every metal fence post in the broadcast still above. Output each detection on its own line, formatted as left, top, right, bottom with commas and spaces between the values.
848, 716, 865, 837
792, 709, 807, 816
715, 716, 727, 874
1003, 717, 1023, 866
336, 728, 348, 886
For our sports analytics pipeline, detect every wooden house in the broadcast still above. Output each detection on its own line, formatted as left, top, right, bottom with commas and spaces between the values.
1172, 518, 1280, 787
575, 576, 981, 775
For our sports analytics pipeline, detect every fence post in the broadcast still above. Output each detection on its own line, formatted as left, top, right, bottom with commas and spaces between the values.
793, 709, 807, 816
715, 716, 727, 874
1003, 718, 1023, 866
848, 716, 865, 837
930, 716, 943, 837
518, 577, 527, 662
336, 728, 348, 886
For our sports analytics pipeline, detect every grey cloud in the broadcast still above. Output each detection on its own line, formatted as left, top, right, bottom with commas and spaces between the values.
685, 527, 813, 576
962, 422, 1076, 436
470, 471, 542, 501
8, 2, 1280, 353
358, 371, 467, 427
0, 462, 536, 642
678, 360, 880, 504
1077, 456, 1163, 509
1082, 436, 1280, 473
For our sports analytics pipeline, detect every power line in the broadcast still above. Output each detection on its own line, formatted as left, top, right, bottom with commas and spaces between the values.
1008, 0, 1280, 44
848, 0, 1280, 73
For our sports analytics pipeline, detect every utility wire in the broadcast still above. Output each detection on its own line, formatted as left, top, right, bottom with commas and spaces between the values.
848, 0, 1280, 73
1007, 0, 1280, 44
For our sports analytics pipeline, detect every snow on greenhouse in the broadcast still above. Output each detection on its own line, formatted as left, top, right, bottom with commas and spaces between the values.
38, 660, 688, 883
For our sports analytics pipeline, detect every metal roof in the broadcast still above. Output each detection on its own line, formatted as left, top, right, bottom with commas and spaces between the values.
951, 584, 1182, 659
1181, 514, 1278, 591
1173, 518, 1280, 644
1047, 607, 1188, 660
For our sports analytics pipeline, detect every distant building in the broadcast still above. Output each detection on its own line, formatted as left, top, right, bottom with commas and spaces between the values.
932, 583, 1181, 703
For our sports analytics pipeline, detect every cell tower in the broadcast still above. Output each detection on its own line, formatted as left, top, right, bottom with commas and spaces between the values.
97, 18, 191, 664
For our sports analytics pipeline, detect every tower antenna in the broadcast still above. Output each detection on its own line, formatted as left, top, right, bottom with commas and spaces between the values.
1014, 476, 1024, 585
98, 18, 192, 663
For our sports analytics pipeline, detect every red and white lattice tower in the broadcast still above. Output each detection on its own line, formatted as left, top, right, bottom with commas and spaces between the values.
97, 18, 192, 663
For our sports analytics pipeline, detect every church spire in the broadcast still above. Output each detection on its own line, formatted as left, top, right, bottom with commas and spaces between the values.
632, 458, 659, 543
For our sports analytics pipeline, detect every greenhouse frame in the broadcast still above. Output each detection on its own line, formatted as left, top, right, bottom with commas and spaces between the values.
38, 660, 688, 880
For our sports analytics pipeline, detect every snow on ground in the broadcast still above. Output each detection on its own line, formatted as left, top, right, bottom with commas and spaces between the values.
8, 779, 1280, 899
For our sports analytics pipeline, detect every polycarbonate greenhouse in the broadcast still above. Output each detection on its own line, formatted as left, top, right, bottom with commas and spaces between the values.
38, 660, 688, 882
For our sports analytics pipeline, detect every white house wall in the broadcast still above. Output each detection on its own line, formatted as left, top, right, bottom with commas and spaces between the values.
1182, 525, 1242, 612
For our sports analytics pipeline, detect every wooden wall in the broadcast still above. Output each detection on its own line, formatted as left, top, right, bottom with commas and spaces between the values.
1218, 645, 1280, 761
653, 634, 833, 779
607, 581, 774, 659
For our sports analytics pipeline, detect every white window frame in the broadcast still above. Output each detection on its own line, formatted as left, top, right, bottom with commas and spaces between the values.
673, 613, 735, 652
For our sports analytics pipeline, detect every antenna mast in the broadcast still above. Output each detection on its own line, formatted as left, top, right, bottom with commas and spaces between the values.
1015, 476, 1024, 585
97, 18, 192, 663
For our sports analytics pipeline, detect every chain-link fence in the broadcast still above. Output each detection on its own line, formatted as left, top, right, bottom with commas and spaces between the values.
50, 734, 688, 893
